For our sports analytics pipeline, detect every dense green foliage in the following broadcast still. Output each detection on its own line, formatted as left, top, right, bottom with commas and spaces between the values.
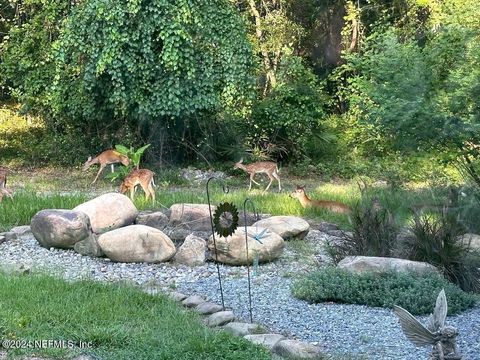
292, 267, 479, 315
0, 271, 270, 359
0, 0, 479, 179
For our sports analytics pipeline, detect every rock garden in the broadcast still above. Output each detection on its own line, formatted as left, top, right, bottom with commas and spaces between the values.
1, 190, 479, 360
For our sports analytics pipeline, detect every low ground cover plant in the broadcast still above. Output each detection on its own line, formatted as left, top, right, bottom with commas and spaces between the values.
292, 267, 479, 315
0, 271, 270, 360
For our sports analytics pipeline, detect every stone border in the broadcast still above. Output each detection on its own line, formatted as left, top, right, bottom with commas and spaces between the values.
143, 287, 326, 359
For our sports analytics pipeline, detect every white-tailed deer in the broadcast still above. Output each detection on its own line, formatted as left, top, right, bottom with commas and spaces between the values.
233, 158, 281, 192
290, 185, 351, 214
0, 167, 13, 202
83, 149, 130, 184
119, 169, 155, 203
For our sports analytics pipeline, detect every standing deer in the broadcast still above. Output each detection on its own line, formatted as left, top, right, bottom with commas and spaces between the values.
83, 149, 130, 184
233, 158, 281, 192
0, 167, 13, 202
119, 169, 155, 203
290, 185, 351, 214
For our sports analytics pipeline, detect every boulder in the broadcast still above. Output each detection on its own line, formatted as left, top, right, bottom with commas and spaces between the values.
31, 209, 92, 249
173, 234, 206, 266
208, 226, 284, 265
74, 234, 104, 257
73, 193, 138, 234
458, 233, 480, 251
338, 256, 438, 275
252, 216, 310, 240
98, 225, 175, 263
135, 211, 169, 229
168, 203, 214, 231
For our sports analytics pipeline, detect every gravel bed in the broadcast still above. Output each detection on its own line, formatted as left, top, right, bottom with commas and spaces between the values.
0, 232, 479, 360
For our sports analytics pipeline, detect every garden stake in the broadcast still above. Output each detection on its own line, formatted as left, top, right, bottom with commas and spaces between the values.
243, 198, 260, 323
206, 176, 229, 310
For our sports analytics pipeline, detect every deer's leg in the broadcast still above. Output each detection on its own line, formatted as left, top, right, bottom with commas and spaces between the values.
147, 181, 156, 203
264, 174, 274, 192
273, 171, 281, 191
92, 164, 106, 184
110, 164, 115, 173
129, 187, 135, 200
249, 173, 260, 190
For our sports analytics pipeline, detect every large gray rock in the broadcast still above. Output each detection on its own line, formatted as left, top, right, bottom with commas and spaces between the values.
338, 256, 438, 275
173, 234, 206, 266
98, 225, 175, 263
135, 211, 169, 229
253, 216, 310, 240
208, 226, 284, 265
73, 193, 138, 234
168, 203, 214, 231
31, 209, 92, 249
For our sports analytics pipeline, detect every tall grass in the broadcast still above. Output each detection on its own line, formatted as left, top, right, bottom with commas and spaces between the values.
0, 271, 270, 360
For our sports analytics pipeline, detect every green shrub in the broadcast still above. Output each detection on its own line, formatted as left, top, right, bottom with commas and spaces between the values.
292, 267, 478, 315
402, 212, 480, 293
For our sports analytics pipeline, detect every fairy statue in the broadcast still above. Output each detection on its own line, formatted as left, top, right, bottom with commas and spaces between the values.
393, 289, 463, 360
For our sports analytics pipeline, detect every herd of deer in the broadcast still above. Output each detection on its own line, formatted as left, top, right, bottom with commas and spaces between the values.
0, 148, 352, 214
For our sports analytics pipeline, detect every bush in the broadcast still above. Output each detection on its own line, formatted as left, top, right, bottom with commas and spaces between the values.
292, 267, 478, 315
402, 212, 480, 293
326, 200, 398, 263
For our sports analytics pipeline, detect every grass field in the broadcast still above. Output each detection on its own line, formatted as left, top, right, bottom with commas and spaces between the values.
0, 271, 271, 360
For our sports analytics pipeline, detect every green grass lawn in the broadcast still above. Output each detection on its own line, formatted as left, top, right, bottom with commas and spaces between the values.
0, 271, 271, 360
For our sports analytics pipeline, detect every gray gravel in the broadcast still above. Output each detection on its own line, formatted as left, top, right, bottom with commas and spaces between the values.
0, 231, 479, 360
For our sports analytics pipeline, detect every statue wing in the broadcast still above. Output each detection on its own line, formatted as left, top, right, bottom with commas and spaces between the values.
393, 305, 437, 346
432, 289, 448, 330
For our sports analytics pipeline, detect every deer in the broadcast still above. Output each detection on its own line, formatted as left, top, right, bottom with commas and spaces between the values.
233, 158, 281, 192
119, 169, 155, 203
0, 167, 13, 202
290, 185, 352, 214
83, 149, 130, 184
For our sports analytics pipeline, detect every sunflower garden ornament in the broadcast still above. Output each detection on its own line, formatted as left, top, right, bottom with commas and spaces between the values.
213, 202, 239, 237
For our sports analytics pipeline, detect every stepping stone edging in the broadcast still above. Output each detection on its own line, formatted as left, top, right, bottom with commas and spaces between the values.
161, 290, 326, 359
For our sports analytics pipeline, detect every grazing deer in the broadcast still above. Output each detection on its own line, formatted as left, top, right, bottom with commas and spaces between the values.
233, 158, 281, 192
290, 185, 351, 214
0, 167, 13, 202
83, 149, 130, 184
119, 169, 155, 203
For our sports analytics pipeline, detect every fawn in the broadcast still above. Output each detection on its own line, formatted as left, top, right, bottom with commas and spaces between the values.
290, 185, 351, 214
233, 158, 281, 192
119, 169, 155, 203
0, 167, 13, 202
83, 149, 130, 184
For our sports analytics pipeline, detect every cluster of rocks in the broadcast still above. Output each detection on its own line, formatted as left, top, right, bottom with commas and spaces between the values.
28, 193, 313, 268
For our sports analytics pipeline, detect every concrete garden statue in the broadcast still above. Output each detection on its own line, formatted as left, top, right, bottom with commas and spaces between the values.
393, 289, 462, 360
